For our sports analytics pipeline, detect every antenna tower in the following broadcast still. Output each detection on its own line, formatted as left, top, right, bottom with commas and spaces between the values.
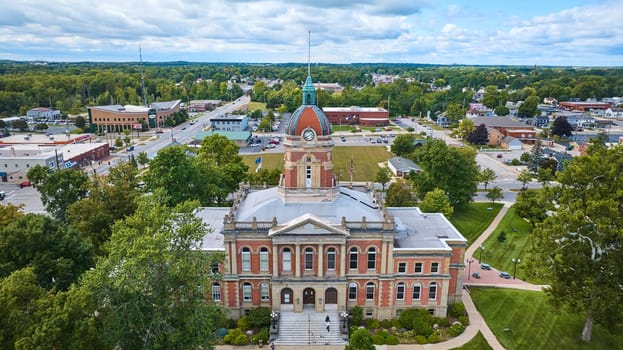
139, 45, 147, 106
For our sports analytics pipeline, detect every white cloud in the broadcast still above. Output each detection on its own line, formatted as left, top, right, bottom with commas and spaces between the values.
0, 0, 619, 65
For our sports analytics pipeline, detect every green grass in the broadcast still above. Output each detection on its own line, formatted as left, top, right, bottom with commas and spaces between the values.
247, 101, 266, 111
241, 146, 392, 182
449, 203, 503, 245
479, 206, 545, 283
451, 331, 492, 350
470, 287, 623, 350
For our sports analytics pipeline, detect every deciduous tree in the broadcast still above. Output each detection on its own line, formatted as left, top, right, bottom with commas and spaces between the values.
551, 116, 573, 138
419, 188, 454, 218
375, 167, 392, 191
531, 142, 623, 342
409, 138, 479, 208
78, 195, 224, 349
479, 168, 497, 191
34, 168, 89, 221
385, 179, 416, 207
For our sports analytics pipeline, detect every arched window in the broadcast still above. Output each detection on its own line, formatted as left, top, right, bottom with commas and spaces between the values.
327, 248, 336, 270
349, 247, 358, 269
242, 283, 252, 301
428, 282, 437, 300
365, 282, 375, 300
282, 248, 291, 272
367, 247, 376, 270
260, 247, 269, 271
305, 247, 314, 270
348, 282, 358, 300
212, 282, 221, 301
396, 282, 405, 300
241, 247, 251, 271
412, 283, 422, 300
260, 282, 270, 301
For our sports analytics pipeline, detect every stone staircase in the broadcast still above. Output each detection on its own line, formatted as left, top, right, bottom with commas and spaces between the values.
274, 308, 347, 346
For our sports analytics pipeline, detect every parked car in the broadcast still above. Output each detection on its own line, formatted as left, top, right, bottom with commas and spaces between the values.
126, 146, 134, 152
480, 263, 492, 270
499, 271, 511, 279
340, 136, 346, 142
496, 154, 503, 158
269, 140, 280, 145
19, 181, 32, 188
0, 191, 5, 200
265, 144, 276, 149
472, 272, 481, 279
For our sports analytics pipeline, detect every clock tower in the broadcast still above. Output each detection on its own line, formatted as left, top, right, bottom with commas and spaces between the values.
279, 74, 338, 202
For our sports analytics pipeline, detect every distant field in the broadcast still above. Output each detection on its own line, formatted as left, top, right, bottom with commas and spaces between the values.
241, 146, 392, 182
247, 101, 266, 111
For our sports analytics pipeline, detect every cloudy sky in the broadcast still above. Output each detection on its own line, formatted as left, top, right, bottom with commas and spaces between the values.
1, 0, 621, 66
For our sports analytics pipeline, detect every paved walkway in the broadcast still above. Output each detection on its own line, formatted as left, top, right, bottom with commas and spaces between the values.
217, 202, 547, 350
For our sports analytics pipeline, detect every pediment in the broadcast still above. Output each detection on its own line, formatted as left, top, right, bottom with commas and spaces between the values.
268, 213, 349, 237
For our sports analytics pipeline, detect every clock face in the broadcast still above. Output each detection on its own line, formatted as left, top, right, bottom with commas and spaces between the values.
303, 129, 315, 141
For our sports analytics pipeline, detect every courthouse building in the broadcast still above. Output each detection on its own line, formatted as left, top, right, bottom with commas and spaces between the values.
197, 74, 467, 321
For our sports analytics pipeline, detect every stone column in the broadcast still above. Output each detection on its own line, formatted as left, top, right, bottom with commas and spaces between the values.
318, 243, 324, 277
340, 244, 346, 277
230, 241, 238, 273
272, 243, 278, 278
295, 243, 301, 277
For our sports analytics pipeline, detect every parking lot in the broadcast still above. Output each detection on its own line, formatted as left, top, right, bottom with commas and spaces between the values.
0, 184, 46, 213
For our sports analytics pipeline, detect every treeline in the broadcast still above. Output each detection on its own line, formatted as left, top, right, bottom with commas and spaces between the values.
1, 61, 623, 118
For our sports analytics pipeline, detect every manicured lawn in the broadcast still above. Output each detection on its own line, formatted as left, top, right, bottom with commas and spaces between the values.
449, 203, 503, 245
451, 331, 492, 350
247, 101, 266, 111
241, 146, 392, 182
479, 206, 545, 283
470, 287, 623, 350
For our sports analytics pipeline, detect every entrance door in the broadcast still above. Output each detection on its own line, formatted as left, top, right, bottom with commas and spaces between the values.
325, 288, 337, 304
281, 288, 293, 304
303, 288, 315, 305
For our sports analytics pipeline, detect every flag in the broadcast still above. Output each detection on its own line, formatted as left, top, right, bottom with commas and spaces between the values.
255, 156, 262, 172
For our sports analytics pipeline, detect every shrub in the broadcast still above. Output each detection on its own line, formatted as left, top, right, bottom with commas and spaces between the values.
223, 328, 245, 344
386, 335, 400, 345
251, 328, 269, 344
350, 306, 364, 326
449, 302, 467, 318
372, 334, 385, 345
248, 307, 271, 329
366, 318, 380, 330
391, 319, 402, 328
427, 333, 440, 343
375, 330, 389, 339
399, 308, 431, 330
406, 127, 415, 132
380, 319, 392, 329
415, 335, 428, 344
448, 323, 466, 337
413, 318, 434, 337
432, 317, 449, 327
237, 316, 250, 331
497, 230, 507, 243
512, 158, 521, 166
458, 316, 469, 326
233, 334, 249, 345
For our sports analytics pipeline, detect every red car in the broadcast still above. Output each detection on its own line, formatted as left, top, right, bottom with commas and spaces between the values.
19, 181, 32, 188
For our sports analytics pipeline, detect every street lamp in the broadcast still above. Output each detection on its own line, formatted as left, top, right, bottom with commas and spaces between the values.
466, 258, 474, 280
479, 245, 485, 262
512, 258, 521, 279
